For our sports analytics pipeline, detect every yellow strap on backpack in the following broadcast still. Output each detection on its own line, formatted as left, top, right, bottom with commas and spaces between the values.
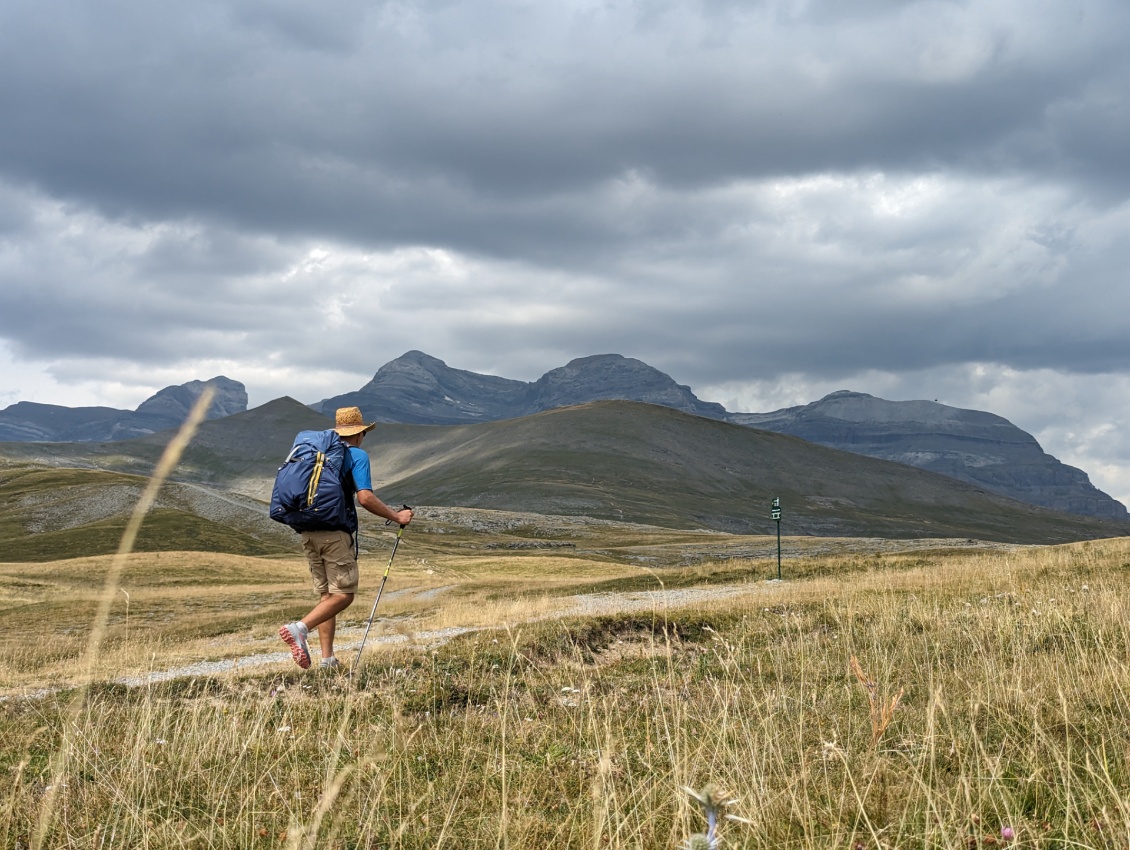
306, 452, 325, 507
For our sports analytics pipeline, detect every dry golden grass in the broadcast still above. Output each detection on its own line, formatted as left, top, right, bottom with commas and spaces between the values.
0, 549, 651, 691
7, 531, 1130, 848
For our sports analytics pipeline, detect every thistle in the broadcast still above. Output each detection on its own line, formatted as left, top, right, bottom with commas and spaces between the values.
682, 784, 738, 849
683, 834, 715, 850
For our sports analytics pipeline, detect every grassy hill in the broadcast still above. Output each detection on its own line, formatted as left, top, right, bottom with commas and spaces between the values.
361, 401, 1130, 543
3, 397, 1128, 546
0, 397, 330, 495
0, 466, 295, 562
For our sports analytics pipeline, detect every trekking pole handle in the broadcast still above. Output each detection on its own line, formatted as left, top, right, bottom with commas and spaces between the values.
385, 504, 413, 528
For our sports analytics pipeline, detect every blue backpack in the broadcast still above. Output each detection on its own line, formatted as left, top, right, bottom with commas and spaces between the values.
269, 429, 359, 534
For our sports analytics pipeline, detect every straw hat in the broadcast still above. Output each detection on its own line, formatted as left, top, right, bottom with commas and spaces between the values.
334, 406, 377, 437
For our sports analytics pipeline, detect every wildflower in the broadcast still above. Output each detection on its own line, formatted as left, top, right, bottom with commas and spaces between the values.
683, 784, 738, 849
1001, 826, 1015, 841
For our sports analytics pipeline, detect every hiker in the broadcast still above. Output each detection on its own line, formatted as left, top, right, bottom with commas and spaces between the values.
278, 406, 413, 669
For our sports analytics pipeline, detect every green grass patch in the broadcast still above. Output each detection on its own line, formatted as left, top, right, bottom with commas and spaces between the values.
0, 508, 292, 562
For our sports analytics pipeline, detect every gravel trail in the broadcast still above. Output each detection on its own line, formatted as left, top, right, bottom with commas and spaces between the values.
113, 581, 778, 686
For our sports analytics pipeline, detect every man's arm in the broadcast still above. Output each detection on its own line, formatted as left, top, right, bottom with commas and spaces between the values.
356, 489, 413, 526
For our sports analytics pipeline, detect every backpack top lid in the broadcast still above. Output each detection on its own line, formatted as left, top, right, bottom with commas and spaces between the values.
287, 428, 344, 458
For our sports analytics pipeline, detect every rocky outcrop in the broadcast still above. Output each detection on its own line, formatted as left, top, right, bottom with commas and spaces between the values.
135, 377, 247, 422
315, 351, 530, 424
314, 351, 726, 423
528, 354, 727, 419
0, 377, 247, 442
731, 390, 1128, 520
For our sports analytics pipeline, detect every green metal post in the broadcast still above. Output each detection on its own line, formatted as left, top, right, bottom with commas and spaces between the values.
776, 518, 781, 579
771, 497, 782, 579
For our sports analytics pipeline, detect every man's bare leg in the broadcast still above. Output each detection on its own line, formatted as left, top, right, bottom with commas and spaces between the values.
301, 593, 353, 660
312, 593, 337, 659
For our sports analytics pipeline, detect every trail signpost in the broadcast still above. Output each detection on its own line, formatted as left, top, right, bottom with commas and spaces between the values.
771, 497, 782, 579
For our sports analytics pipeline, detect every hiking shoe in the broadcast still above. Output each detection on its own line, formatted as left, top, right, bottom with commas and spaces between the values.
320, 656, 340, 669
279, 622, 311, 669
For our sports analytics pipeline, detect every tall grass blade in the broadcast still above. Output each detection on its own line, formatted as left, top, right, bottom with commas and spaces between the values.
32, 387, 214, 850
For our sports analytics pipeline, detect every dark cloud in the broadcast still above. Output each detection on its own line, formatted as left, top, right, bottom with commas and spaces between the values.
2, 0, 1128, 253
1, 0, 1130, 498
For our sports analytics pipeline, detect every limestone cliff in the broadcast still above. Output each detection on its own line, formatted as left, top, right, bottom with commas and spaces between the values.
730, 391, 1127, 520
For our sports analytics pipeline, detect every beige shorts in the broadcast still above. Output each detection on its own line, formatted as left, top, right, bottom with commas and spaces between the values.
300, 530, 359, 596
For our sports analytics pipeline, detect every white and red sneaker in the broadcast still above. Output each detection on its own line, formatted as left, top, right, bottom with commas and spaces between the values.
279, 622, 311, 669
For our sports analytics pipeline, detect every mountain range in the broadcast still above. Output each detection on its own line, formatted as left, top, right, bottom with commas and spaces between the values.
0, 377, 246, 442
313, 351, 1126, 520
3, 397, 1127, 552
314, 350, 728, 424
731, 391, 1127, 521
0, 351, 1123, 521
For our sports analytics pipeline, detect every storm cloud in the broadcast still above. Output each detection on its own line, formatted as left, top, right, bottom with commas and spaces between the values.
1, 0, 1129, 501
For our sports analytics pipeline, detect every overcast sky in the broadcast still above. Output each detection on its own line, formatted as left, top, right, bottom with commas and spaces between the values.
1, 0, 1129, 502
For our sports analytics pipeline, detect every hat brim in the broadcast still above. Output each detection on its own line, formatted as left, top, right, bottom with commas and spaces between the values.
335, 423, 376, 437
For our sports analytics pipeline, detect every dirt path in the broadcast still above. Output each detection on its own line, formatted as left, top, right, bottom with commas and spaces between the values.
115, 580, 782, 687
3, 534, 1030, 698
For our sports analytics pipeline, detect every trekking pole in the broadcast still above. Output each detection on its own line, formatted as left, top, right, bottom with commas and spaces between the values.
351, 505, 411, 677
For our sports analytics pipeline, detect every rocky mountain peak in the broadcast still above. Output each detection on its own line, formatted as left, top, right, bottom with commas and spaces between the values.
372, 350, 449, 380
0, 376, 248, 442
530, 354, 727, 418
803, 390, 1011, 429
318, 351, 528, 424
135, 376, 248, 421
314, 350, 728, 424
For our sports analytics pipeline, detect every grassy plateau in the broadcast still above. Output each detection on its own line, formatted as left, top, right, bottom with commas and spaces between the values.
4, 398, 1129, 849
5, 534, 1130, 849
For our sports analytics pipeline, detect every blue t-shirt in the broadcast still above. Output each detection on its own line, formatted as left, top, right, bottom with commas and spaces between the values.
347, 446, 373, 493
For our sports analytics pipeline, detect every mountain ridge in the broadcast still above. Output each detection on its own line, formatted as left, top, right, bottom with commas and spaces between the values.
0, 352, 1122, 521
313, 351, 1125, 521
4, 397, 1127, 546
732, 390, 1127, 520
0, 377, 247, 442
313, 350, 727, 424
